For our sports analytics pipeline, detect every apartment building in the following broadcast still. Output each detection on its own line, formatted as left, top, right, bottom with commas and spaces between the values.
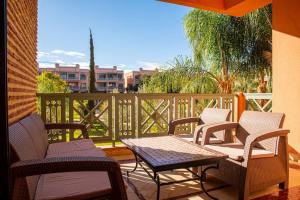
38, 64, 124, 93
124, 68, 158, 91
95, 66, 124, 92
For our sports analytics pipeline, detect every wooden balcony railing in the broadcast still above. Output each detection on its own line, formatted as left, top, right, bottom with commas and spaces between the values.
244, 93, 272, 112
37, 93, 236, 145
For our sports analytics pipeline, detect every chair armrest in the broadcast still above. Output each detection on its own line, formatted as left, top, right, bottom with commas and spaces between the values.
200, 122, 238, 145
243, 129, 290, 165
45, 123, 89, 139
11, 156, 127, 200
193, 123, 224, 144
168, 117, 200, 135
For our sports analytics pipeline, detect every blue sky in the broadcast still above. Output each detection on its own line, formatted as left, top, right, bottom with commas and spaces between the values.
38, 0, 192, 72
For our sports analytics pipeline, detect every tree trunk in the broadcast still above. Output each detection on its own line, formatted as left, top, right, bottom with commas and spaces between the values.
257, 70, 267, 93
257, 70, 267, 106
219, 50, 232, 94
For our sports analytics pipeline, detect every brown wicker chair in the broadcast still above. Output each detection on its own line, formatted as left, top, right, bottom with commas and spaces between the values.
9, 113, 127, 200
198, 111, 289, 200
168, 108, 232, 144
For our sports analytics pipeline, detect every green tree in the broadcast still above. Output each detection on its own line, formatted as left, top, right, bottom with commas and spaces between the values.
88, 29, 96, 111
242, 6, 272, 93
184, 7, 272, 94
37, 71, 70, 93
184, 11, 247, 94
141, 56, 217, 94
88, 29, 96, 93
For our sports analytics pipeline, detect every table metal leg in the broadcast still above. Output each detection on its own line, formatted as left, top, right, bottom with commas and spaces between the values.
200, 165, 219, 200
156, 174, 160, 200
127, 152, 138, 177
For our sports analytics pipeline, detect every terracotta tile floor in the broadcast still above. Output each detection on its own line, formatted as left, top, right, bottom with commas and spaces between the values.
114, 155, 300, 200
253, 186, 300, 200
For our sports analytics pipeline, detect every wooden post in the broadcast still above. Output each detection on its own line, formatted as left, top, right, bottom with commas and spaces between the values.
0, 0, 10, 198
237, 92, 246, 121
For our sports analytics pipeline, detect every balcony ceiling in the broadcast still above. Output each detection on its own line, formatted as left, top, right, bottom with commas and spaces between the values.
160, 0, 272, 16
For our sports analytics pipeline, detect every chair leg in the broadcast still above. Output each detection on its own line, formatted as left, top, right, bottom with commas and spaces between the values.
279, 181, 288, 190
238, 169, 249, 200
238, 187, 249, 200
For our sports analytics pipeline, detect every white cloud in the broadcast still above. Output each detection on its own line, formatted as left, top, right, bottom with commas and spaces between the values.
72, 62, 89, 68
54, 59, 65, 64
137, 61, 161, 70
37, 49, 87, 68
37, 51, 50, 58
117, 64, 127, 69
51, 50, 85, 57
39, 62, 55, 68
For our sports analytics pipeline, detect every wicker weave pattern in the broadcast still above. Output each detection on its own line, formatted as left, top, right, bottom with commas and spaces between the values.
9, 122, 41, 199
201, 111, 289, 200
19, 115, 48, 158
237, 111, 285, 153
168, 108, 231, 143
9, 114, 127, 200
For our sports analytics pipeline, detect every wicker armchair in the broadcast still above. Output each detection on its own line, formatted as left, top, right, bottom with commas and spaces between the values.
168, 108, 232, 144
9, 113, 127, 200
198, 111, 289, 200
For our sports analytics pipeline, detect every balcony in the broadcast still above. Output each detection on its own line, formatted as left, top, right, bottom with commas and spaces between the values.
4, 0, 300, 199
38, 93, 237, 145
96, 86, 107, 92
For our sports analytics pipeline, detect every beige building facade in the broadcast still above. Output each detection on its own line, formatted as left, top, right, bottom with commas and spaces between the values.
39, 64, 124, 93
124, 68, 158, 91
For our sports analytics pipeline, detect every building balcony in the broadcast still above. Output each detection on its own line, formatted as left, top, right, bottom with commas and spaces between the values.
96, 86, 107, 91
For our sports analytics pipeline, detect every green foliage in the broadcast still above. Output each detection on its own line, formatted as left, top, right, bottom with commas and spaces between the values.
88, 29, 96, 111
37, 71, 70, 93
184, 11, 246, 71
89, 29, 96, 93
183, 6, 272, 93
238, 6, 272, 76
141, 56, 218, 93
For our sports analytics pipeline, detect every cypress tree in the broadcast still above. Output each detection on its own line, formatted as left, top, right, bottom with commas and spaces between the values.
88, 29, 96, 112
88, 29, 96, 93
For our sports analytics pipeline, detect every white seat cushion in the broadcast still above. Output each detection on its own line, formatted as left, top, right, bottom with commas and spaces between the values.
205, 143, 274, 161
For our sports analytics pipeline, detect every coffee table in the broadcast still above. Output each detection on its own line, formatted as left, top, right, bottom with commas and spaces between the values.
121, 136, 228, 200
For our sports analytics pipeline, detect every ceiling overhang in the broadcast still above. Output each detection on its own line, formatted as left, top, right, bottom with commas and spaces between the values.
160, 0, 272, 16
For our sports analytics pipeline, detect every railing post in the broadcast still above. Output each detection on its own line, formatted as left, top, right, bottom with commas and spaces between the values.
237, 92, 246, 121
40, 94, 46, 122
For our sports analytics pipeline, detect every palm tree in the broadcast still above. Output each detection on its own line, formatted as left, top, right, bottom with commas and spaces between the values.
184, 6, 272, 94
184, 11, 247, 94
243, 6, 272, 93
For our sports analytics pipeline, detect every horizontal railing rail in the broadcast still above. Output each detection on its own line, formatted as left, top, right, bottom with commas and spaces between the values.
37, 93, 236, 145
244, 93, 272, 112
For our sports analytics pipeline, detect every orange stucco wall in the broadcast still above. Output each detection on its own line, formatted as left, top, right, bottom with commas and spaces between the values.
272, 0, 300, 153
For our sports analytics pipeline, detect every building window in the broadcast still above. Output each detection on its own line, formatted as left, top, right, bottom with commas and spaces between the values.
108, 82, 116, 87
60, 72, 67, 80
118, 74, 123, 79
68, 73, 76, 80
98, 74, 106, 80
97, 83, 106, 87
80, 74, 86, 80
80, 83, 87, 88
107, 74, 113, 80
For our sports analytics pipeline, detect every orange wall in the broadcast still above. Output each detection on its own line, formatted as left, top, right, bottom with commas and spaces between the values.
272, 0, 300, 153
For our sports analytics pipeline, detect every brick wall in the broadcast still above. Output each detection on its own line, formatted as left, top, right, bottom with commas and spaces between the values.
7, 0, 38, 124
